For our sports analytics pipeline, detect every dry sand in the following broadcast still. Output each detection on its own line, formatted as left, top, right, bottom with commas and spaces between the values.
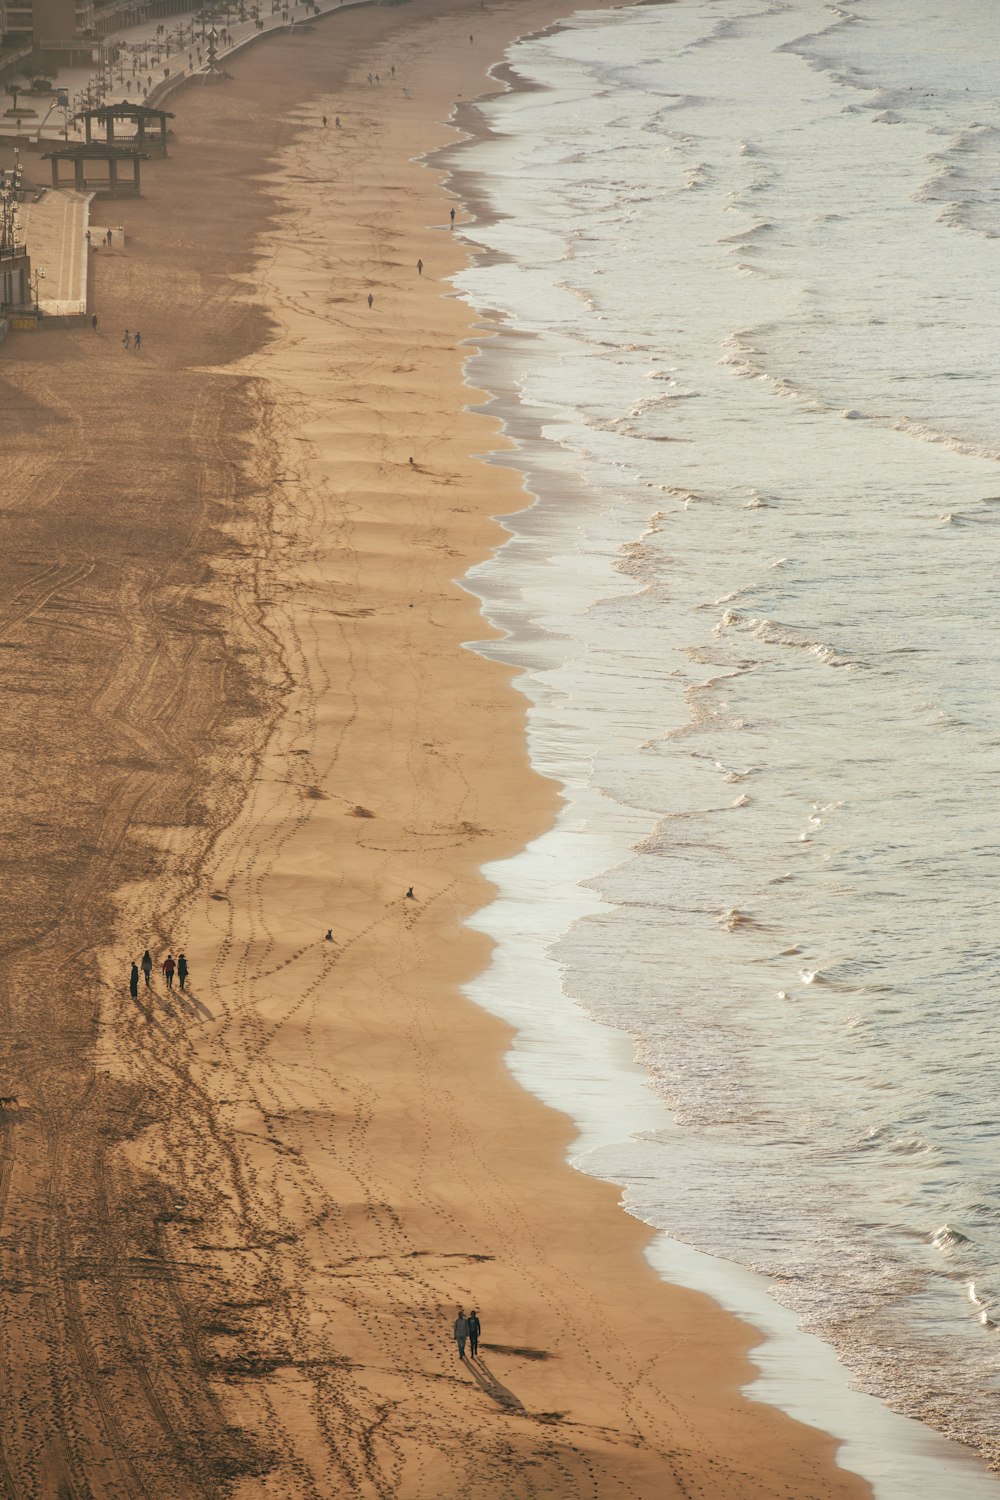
0, 1, 875, 1495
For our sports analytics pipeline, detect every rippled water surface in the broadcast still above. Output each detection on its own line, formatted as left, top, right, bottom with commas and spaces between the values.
448, 0, 1000, 1477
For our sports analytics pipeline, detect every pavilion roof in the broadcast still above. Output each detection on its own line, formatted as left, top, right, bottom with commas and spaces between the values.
75, 103, 174, 122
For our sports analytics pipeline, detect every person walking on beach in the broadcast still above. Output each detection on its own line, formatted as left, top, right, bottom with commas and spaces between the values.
450, 207, 455, 227
122, 329, 131, 349
467, 1309, 481, 1358
453, 1309, 469, 1360
162, 953, 175, 989
106, 229, 112, 247
129, 962, 139, 1000
367, 293, 374, 309
322, 114, 327, 126
177, 953, 188, 990
141, 949, 153, 988
133, 330, 142, 351
91, 314, 98, 332
335, 115, 341, 127
417, 258, 423, 275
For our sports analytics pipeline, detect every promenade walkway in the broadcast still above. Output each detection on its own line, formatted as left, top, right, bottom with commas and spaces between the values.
18, 187, 89, 313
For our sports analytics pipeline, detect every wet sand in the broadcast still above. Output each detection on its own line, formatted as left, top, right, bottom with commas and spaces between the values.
0, 1, 874, 1494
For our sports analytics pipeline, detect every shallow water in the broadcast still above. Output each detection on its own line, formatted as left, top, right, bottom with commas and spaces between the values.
446, 0, 1000, 1483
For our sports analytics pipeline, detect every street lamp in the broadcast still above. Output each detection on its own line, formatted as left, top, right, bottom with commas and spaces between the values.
30, 266, 45, 313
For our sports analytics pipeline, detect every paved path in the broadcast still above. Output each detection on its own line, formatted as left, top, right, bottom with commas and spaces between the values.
18, 188, 90, 314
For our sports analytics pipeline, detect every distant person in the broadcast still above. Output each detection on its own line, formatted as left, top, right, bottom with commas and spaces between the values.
453, 1309, 468, 1360
467, 1309, 481, 1357
367, 292, 373, 308
417, 258, 423, 275
106, 229, 112, 247
450, 207, 455, 227
469, 33, 474, 42
129, 962, 139, 999
133, 330, 142, 350
335, 115, 341, 127
141, 949, 153, 987
177, 953, 188, 990
390, 64, 395, 78
324, 929, 334, 942
322, 114, 327, 126
405, 886, 415, 899
162, 953, 175, 989
91, 313, 98, 331
122, 329, 131, 349
408, 455, 415, 466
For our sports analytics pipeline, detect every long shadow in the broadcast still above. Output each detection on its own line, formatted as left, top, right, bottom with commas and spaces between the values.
464, 1354, 527, 1414
176, 989, 214, 1020
128, 990, 169, 1037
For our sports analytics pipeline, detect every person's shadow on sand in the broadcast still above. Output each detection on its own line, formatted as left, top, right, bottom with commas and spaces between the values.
128, 990, 169, 1037
176, 989, 214, 1020
464, 1354, 526, 1413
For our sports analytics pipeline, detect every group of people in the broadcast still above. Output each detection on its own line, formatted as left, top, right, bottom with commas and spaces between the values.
453, 1308, 482, 1360
129, 949, 189, 997
122, 329, 142, 350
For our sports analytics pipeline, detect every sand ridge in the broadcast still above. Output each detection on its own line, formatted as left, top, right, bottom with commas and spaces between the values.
0, 1, 874, 1495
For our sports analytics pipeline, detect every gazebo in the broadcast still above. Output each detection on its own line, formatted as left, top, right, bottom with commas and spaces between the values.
42, 145, 150, 198
76, 103, 173, 157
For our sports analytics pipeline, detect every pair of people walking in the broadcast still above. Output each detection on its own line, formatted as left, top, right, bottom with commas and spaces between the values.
453, 1308, 481, 1360
130, 950, 189, 997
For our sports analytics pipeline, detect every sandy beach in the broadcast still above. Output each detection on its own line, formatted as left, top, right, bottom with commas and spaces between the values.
0, 1, 878, 1494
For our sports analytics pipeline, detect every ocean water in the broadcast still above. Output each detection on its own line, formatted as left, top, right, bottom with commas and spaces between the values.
444, 0, 1000, 1488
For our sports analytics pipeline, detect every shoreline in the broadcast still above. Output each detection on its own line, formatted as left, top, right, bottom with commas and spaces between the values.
0, 1, 916, 1493
440, 25, 1000, 1500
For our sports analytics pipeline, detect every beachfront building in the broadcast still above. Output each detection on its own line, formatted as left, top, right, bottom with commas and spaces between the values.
1, 0, 94, 50
2, 0, 200, 50
0, 239, 30, 311
0, 164, 31, 314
